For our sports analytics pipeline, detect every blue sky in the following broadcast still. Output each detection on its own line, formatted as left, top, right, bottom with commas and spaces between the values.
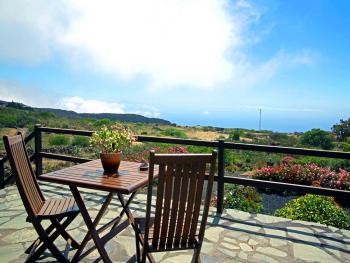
0, 0, 349, 132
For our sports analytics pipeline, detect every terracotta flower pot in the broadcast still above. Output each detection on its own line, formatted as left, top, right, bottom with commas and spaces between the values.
100, 152, 122, 173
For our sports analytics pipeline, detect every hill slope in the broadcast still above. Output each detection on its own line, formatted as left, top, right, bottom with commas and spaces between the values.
0, 100, 171, 125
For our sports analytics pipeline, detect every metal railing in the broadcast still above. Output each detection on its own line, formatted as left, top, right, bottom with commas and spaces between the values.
1, 124, 350, 213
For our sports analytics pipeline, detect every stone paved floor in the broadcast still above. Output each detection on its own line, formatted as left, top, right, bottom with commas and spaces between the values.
1, 183, 350, 263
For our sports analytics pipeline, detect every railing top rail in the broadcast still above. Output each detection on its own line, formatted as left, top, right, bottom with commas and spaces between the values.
24, 131, 35, 143
38, 127, 94, 136
136, 135, 218, 147
36, 127, 350, 159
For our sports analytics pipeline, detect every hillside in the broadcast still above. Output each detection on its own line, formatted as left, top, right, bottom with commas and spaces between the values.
0, 100, 171, 125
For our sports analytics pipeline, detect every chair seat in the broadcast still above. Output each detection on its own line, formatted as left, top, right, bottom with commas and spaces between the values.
135, 217, 199, 250
37, 197, 79, 219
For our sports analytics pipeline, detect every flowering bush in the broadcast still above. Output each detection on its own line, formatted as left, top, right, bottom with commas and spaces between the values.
253, 163, 350, 191
90, 124, 134, 153
123, 145, 189, 163
167, 146, 188, 153
280, 156, 295, 165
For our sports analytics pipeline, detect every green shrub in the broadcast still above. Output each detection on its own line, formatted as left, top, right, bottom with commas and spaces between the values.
341, 142, 350, 152
275, 194, 350, 229
71, 136, 90, 147
161, 128, 187, 138
49, 135, 70, 146
224, 184, 263, 213
299, 129, 334, 150
93, 118, 113, 127
229, 130, 241, 141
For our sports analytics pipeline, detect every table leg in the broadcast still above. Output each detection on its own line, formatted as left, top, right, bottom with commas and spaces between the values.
111, 191, 137, 229
69, 186, 112, 263
117, 193, 137, 230
72, 191, 114, 262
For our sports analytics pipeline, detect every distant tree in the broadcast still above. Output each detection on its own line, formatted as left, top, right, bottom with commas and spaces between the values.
332, 118, 350, 141
229, 130, 241, 141
300, 129, 334, 150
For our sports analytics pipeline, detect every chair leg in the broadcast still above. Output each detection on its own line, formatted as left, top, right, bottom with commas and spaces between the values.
135, 234, 141, 263
51, 214, 80, 249
141, 248, 147, 263
25, 221, 56, 254
28, 215, 78, 263
191, 248, 202, 263
146, 252, 156, 263
31, 221, 70, 263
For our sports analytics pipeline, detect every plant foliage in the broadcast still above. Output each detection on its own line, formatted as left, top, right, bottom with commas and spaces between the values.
48, 135, 70, 146
90, 124, 134, 153
224, 184, 263, 213
161, 128, 187, 138
275, 194, 350, 230
72, 136, 90, 147
299, 128, 334, 150
332, 118, 350, 141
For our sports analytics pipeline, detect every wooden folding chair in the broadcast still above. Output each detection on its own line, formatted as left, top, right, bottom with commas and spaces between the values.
3, 134, 80, 263
134, 151, 217, 263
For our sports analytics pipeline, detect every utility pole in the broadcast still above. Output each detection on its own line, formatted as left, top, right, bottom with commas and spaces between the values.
259, 108, 262, 131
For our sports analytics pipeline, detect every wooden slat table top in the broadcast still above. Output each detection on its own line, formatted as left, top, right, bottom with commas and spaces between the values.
39, 160, 158, 194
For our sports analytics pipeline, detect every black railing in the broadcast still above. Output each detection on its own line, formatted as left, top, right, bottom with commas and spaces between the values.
1, 124, 350, 214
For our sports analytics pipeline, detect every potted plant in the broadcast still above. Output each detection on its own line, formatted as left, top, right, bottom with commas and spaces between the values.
90, 124, 134, 172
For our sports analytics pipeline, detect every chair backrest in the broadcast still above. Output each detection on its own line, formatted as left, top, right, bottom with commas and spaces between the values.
3, 134, 44, 216
145, 151, 217, 250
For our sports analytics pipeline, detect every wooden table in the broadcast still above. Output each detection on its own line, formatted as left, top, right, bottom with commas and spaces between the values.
39, 159, 157, 263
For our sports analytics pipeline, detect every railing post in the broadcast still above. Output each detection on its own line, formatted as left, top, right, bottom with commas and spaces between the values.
34, 124, 43, 176
0, 158, 4, 189
217, 139, 225, 213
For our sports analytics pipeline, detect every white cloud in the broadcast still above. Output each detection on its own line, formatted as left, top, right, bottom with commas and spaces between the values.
57, 96, 162, 117
0, 80, 53, 107
132, 105, 160, 118
57, 96, 125, 114
0, 0, 67, 65
0, 0, 315, 89
59, 0, 239, 88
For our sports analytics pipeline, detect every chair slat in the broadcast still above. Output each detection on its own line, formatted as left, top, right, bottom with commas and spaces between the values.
159, 163, 174, 248
19, 143, 43, 212
152, 163, 166, 249
173, 162, 191, 246
181, 162, 199, 245
189, 163, 206, 244
62, 198, 71, 213
11, 140, 43, 213
66, 197, 76, 213
12, 144, 37, 211
166, 163, 183, 248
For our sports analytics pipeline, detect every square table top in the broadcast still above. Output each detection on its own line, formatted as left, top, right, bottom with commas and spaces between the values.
39, 160, 157, 194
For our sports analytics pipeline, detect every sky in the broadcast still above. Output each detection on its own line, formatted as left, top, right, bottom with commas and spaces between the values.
0, 0, 349, 132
